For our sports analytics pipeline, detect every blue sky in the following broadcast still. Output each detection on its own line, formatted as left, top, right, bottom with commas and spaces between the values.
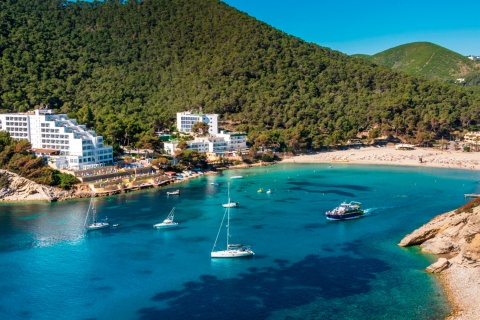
222, 0, 480, 56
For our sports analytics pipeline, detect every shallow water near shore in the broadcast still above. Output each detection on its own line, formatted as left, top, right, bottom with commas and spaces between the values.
1, 164, 479, 319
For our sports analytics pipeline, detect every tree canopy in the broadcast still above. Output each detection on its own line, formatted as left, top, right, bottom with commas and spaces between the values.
1, 0, 480, 151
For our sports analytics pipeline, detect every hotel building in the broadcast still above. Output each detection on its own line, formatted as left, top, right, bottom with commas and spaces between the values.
0, 109, 113, 170
464, 132, 480, 145
163, 131, 247, 156
176, 111, 218, 135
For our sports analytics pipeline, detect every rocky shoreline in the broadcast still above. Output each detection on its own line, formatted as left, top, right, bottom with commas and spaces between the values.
398, 201, 480, 319
0, 169, 91, 202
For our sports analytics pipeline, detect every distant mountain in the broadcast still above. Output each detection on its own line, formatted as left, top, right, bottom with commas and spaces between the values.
354, 42, 480, 82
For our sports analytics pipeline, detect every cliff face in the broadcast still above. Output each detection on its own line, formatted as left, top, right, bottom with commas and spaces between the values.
0, 170, 90, 202
399, 203, 480, 272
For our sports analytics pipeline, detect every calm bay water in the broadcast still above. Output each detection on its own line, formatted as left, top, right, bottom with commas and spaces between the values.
1, 164, 479, 320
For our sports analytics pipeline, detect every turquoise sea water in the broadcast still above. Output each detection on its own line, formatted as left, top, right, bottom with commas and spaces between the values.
1, 164, 479, 320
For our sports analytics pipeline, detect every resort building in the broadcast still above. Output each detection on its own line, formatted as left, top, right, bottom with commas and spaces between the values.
464, 132, 480, 145
176, 111, 218, 135
163, 131, 247, 156
216, 131, 247, 150
0, 109, 113, 170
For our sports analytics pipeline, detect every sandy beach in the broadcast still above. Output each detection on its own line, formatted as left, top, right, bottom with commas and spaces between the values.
282, 146, 480, 171
283, 146, 480, 319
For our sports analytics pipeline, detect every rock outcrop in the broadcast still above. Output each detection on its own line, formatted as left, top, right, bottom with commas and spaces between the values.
0, 169, 90, 201
425, 258, 450, 273
399, 202, 480, 272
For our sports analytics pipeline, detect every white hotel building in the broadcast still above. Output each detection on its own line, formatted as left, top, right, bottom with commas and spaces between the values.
164, 111, 247, 156
0, 109, 113, 170
176, 111, 218, 135
164, 131, 247, 156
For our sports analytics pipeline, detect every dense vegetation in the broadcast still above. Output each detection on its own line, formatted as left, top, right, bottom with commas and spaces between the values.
0, 132, 78, 189
1, 0, 480, 152
354, 42, 480, 83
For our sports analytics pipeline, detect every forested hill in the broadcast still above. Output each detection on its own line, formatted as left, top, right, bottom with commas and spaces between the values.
354, 42, 480, 83
1, 0, 480, 149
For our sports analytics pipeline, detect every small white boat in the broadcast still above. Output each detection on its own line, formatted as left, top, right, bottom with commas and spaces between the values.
231, 176, 243, 179
153, 207, 178, 229
167, 190, 180, 195
84, 194, 109, 231
222, 183, 238, 208
222, 202, 239, 208
266, 189, 271, 194
211, 182, 219, 186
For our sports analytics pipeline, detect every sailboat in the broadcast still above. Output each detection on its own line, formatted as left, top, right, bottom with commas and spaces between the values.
153, 207, 178, 229
211, 205, 254, 258
84, 194, 109, 231
222, 183, 238, 208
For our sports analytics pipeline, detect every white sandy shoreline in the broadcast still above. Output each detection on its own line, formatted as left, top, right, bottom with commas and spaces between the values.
282, 146, 480, 319
281, 146, 480, 171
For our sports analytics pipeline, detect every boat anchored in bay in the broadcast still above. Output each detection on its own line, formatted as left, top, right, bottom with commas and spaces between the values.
153, 207, 178, 229
84, 194, 110, 231
211, 205, 254, 258
326, 201, 364, 220
222, 183, 238, 208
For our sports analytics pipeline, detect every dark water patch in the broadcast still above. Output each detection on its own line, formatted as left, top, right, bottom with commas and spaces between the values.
338, 241, 363, 255
17, 310, 32, 319
252, 224, 265, 229
288, 186, 308, 191
320, 246, 335, 252
95, 286, 114, 293
137, 270, 153, 275
336, 184, 373, 191
321, 190, 355, 197
287, 181, 324, 187
128, 250, 154, 261
303, 190, 331, 194
138, 254, 390, 320
90, 276, 103, 281
303, 223, 327, 229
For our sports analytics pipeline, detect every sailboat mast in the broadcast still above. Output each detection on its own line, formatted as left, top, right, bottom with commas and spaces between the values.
212, 207, 228, 252
83, 195, 93, 229
226, 206, 230, 247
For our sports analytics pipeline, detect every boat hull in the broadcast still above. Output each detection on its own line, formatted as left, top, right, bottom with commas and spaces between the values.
86, 222, 109, 231
325, 211, 364, 220
222, 203, 238, 208
211, 249, 254, 258
153, 222, 178, 229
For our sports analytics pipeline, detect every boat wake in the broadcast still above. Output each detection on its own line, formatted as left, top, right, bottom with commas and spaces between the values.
362, 208, 378, 216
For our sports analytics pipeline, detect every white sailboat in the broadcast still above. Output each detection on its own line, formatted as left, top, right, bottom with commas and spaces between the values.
211, 204, 254, 258
222, 183, 238, 208
84, 194, 109, 231
153, 207, 178, 229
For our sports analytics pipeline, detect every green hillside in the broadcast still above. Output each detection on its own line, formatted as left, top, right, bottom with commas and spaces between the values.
355, 42, 480, 82
1, 0, 480, 150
